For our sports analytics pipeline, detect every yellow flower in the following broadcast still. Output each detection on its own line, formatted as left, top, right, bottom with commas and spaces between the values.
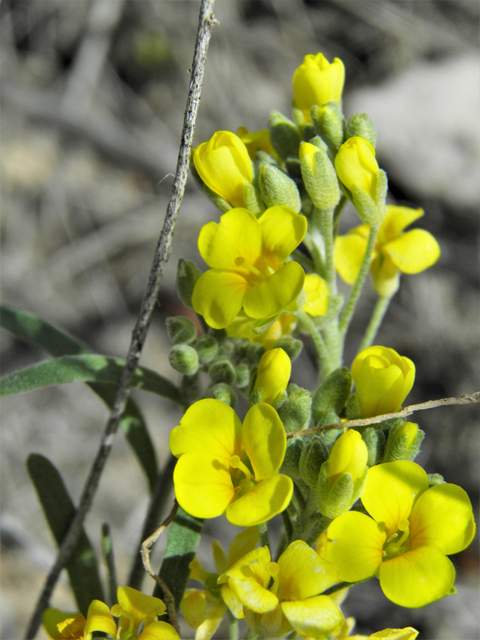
335, 137, 378, 200
193, 130, 253, 208
324, 461, 476, 608
237, 126, 278, 160
293, 53, 345, 123
113, 586, 166, 638
253, 348, 291, 405
351, 346, 415, 418
43, 610, 87, 640
218, 541, 343, 637
192, 206, 307, 329
349, 630, 419, 640
334, 205, 441, 296
181, 528, 259, 638
170, 398, 293, 526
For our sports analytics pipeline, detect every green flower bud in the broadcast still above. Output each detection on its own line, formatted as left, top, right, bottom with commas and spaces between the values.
284, 157, 302, 182
311, 102, 346, 152
258, 163, 301, 212
317, 422, 343, 447
204, 382, 237, 408
361, 426, 386, 466
428, 473, 445, 487
345, 393, 362, 420
317, 429, 368, 518
346, 113, 377, 149
299, 435, 329, 487
278, 386, 312, 433
243, 182, 265, 216
299, 141, 340, 211
166, 316, 197, 345
269, 111, 302, 159
245, 342, 266, 365
272, 337, 303, 362
382, 421, 424, 463
194, 335, 219, 364
169, 344, 199, 375
312, 366, 352, 424
280, 436, 306, 481
176, 259, 202, 309
234, 362, 250, 389
208, 359, 236, 385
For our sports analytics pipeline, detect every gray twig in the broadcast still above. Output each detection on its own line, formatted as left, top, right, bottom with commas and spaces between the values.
24, 2, 217, 637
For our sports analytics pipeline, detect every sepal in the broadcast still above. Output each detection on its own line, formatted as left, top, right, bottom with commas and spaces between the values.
278, 385, 312, 433
299, 435, 329, 487
280, 436, 306, 481
382, 421, 424, 463
346, 112, 377, 148
176, 259, 202, 309
312, 366, 352, 423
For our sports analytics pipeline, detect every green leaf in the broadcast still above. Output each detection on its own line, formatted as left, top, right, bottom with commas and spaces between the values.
153, 507, 203, 609
0, 353, 183, 401
27, 453, 104, 615
0, 305, 185, 492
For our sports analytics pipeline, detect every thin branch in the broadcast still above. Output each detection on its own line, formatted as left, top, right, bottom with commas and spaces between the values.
287, 391, 480, 439
24, 2, 217, 637
141, 501, 179, 632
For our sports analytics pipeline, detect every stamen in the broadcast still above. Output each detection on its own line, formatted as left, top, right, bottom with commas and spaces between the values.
230, 455, 252, 483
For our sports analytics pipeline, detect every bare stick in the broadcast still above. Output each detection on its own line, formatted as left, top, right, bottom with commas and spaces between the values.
287, 391, 480, 439
141, 501, 179, 631
24, 2, 217, 637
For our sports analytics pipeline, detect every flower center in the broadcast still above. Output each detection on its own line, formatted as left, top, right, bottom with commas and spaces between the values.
229, 455, 256, 497
382, 518, 410, 560
234, 257, 273, 285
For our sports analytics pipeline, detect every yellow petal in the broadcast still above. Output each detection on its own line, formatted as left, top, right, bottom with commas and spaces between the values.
259, 206, 307, 269
117, 586, 166, 634
42, 610, 86, 640
173, 452, 235, 519
370, 629, 419, 640
378, 205, 424, 245
325, 511, 385, 582
198, 209, 262, 271
253, 348, 291, 405
221, 583, 245, 619
194, 602, 226, 640
181, 589, 208, 628
84, 600, 117, 639
227, 527, 260, 567
192, 269, 250, 329
242, 403, 286, 479
220, 546, 271, 584
327, 429, 368, 485
379, 546, 455, 608
409, 483, 476, 555
334, 234, 368, 284
226, 474, 293, 527
281, 595, 344, 637
170, 399, 242, 459
243, 261, 305, 319
229, 576, 278, 614
362, 461, 429, 537
382, 229, 440, 274
370, 253, 401, 298
302, 274, 329, 316
137, 621, 181, 640
276, 541, 339, 601
335, 137, 378, 199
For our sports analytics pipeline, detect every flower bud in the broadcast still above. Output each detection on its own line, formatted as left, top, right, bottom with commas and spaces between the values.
361, 426, 386, 466
204, 382, 237, 408
193, 131, 254, 209
300, 141, 340, 211
346, 113, 377, 148
351, 346, 415, 418
245, 342, 266, 365
382, 421, 424, 463
299, 435, 329, 487
292, 53, 345, 124
428, 473, 445, 487
176, 259, 202, 309
312, 366, 352, 424
208, 359, 236, 385
252, 348, 291, 405
169, 344, 199, 375
194, 335, 219, 364
317, 429, 368, 518
272, 336, 303, 362
234, 362, 250, 389
335, 137, 387, 226
280, 436, 306, 480
242, 182, 265, 216
311, 102, 346, 152
278, 385, 312, 433
345, 393, 362, 420
166, 316, 197, 345
258, 163, 301, 212
269, 111, 302, 159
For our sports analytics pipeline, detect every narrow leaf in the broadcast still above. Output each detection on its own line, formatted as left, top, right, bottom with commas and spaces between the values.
153, 507, 203, 609
1, 305, 160, 491
27, 453, 104, 615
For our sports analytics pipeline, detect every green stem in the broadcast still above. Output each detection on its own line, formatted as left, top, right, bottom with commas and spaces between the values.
258, 521, 271, 551
339, 224, 380, 337
359, 294, 392, 352
316, 207, 336, 294
227, 610, 239, 640
333, 195, 348, 237
302, 232, 325, 278
297, 311, 332, 377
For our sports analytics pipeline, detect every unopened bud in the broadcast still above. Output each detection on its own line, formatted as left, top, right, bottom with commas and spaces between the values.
311, 102, 346, 152
382, 421, 424, 463
234, 362, 250, 389
299, 141, 340, 211
166, 316, 197, 345
269, 111, 302, 159
204, 382, 237, 408
278, 386, 312, 433
176, 259, 202, 309
258, 163, 301, 212
361, 427, 386, 466
272, 337, 303, 362
299, 435, 329, 487
208, 359, 236, 385
312, 366, 352, 424
169, 344, 199, 375
346, 113, 377, 149
195, 335, 219, 364
280, 436, 306, 480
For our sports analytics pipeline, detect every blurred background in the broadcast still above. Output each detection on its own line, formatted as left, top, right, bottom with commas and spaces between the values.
1, 1, 479, 638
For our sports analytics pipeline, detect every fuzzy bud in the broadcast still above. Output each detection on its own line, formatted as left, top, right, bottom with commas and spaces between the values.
269, 111, 302, 159
311, 102, 346, 152
208, 359, 236, 385
382, 421, 424, 463
169, 344, 199, 376
299, 435, 329, 487
176, 259, 202, 309
299, 141, 340, 211
166, 316, 197, 345
204, 382, 237, 408
194, 335, 219, 364
346, 113, 377, 149
312, 366, 352, 424
278, 386, 312, 433
258, 163, 301, 212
